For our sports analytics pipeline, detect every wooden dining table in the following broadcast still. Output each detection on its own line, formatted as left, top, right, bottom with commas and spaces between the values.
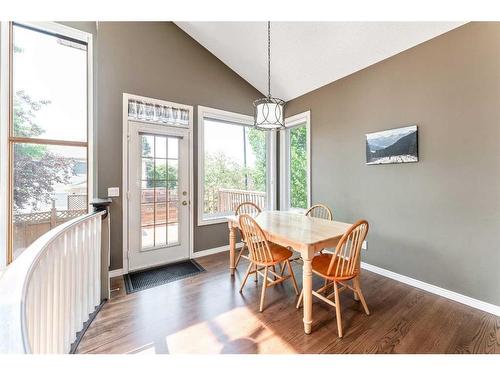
226, 210, 353, 334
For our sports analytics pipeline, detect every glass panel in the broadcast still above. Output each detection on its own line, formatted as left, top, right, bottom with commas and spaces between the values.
167, 200, 179, 224
168, 181, 178, 200
155, 179, 167, 188
167, 223, 179, 244
167, 160, 178, 181
141, 226, 154, 249
141, 158, 154, 181
141, 184, 155, 203
155, 225, 167, 247
155, 202, 167, 225
202, 119, 267, 219
141, 204, 154, 226
12, 24, 87, 142
142, 135, 154, 157
155, 187, 167, 202
155, 136, 166, 158
155, 159, 167, 180
289, 125, 308, 209
168, 137, 178, 159
12, 144, 87, 259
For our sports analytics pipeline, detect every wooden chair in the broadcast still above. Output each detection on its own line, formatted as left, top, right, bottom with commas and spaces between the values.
305, 204, 333, 221
234, 202, 262, 269
288, 204, 334, 268
306, 204, 334, 256
239, 214, 299, 312
296, 220, 370, 338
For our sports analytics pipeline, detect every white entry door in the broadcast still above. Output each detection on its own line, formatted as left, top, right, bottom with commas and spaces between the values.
128, 121, 191, 271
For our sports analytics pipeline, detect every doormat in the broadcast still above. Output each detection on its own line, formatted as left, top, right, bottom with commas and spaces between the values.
124, 260, 205, 294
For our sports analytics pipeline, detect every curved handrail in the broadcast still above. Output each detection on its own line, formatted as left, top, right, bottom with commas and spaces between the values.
0, 210, 104, 353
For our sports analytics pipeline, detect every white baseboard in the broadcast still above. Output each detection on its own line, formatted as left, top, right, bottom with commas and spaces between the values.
361, 262, 500, 317
192, 242, 243, 259
109, 268, 124, 278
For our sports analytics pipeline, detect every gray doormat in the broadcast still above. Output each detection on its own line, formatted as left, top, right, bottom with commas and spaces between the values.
124, 260, 205, 294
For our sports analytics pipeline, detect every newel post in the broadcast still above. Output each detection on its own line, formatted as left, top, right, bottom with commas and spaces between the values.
90, 198, 112, 301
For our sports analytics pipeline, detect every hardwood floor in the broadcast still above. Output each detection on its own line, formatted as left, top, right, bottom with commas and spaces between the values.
77, 252, 500, 354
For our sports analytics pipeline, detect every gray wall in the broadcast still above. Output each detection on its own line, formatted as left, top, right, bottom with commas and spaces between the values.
65, 22, 261, 270
286, 22, 500, 305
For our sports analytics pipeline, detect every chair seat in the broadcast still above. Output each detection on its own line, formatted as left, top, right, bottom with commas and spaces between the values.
251, 243, 293, 266
312, 253, 359, 281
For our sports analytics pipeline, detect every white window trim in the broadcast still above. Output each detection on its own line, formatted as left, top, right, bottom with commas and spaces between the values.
279, 111, 311, 212
122, 93, 194, 274
197, 105, 276, 226
0, 22, 94, 269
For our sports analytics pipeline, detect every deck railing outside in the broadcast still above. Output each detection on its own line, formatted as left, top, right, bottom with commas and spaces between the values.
217, 188, 266, 213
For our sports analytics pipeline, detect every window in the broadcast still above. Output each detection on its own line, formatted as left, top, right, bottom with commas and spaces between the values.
0, 22, 93, 264
198, 106, 275, 225
280, 111, 311, 211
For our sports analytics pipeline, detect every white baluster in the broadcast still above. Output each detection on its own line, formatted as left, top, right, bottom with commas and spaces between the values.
62, 231, 70, 352
69, 227, 77, 344
33, 268, 40, 353
82, 221, 88, 323
26, 277, 35, 352
40, 257, 48, 353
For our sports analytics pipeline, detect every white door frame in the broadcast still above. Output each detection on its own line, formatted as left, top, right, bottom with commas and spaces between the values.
122, 93, 193, 274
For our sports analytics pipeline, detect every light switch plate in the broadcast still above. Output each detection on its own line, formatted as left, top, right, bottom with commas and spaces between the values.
108, 187, 120, 197
362, 241, 367, 250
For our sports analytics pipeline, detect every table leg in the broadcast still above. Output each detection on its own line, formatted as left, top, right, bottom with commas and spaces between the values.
302, 258, 313, 334
229, 225, 236, 276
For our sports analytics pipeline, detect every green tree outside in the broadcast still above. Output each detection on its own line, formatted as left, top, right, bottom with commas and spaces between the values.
289, 125, 307, 209
13, 90, 74, 211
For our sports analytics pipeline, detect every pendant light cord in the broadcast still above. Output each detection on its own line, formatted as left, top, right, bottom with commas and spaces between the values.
268, 21, 271, 98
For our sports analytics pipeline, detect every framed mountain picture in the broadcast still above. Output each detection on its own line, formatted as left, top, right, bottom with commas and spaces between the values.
365, 125, 418, 165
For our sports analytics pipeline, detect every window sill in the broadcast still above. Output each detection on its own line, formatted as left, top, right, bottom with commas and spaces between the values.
197, 216, 229, 227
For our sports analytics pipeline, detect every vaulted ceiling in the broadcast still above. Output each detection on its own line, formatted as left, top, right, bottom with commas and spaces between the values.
176, 22, 465, 101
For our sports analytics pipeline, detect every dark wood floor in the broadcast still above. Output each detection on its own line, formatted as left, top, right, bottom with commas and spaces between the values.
77, 252, 500, 354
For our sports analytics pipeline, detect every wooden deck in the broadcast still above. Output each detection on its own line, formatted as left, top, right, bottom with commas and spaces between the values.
77, 252, 500, 354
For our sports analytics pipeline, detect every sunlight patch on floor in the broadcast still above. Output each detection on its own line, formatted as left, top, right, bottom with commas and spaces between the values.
164, 306, 297, 354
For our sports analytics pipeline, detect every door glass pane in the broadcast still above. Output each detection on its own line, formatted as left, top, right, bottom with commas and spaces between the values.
167, 138, 179, 245
141, 204, 154, 226
155, 225, 167, 247
142, 135, 154, 157
167, 160, 178, 180
12, 144, 87, 259
155, 203, 167, 224
155, 159, 167, 180
141, 181, 154, 203
155, 187, 167, 202
289, 125, 308, 209
142, 226, 154, 248
12, 24, 87, 142
155, 136, 166, 158
140, 134, 180, 249
167, 137, 178, 158
167, 223, 179, 245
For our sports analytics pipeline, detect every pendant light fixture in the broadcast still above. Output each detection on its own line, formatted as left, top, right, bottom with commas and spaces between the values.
253, 21, 286, 130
